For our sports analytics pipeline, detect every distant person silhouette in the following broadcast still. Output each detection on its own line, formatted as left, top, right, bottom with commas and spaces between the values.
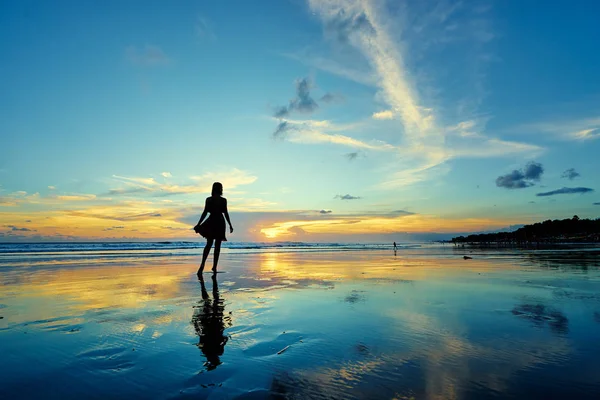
192, 275, 231, 371
393, 241, 397, 250
194, 182, 233, 275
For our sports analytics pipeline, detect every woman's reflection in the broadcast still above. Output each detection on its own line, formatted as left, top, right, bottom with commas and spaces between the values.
192, 274, 231, 370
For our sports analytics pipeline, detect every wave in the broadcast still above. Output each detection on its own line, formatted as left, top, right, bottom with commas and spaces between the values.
0, 241, 418, 254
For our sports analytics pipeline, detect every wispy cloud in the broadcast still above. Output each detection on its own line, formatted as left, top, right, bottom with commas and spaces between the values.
273, 118, 394, 151
335, 194, 361, 200
126, 45, 170, 66
345, 152, 359, 161
307, 0, 541, 189
372, 110, 394, 120
536, 187, 594, 197
195, 16, 216, 41
561, 168, 580, 180
320, 92, 342, 103
109, 169, 257, 197
518, 116, 600, 141
161, 172, 172, 178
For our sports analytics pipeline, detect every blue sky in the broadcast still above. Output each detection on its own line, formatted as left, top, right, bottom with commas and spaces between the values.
1, 0, 599, 242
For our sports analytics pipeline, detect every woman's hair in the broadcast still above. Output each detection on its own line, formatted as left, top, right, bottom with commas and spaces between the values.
211, 182, 223, 196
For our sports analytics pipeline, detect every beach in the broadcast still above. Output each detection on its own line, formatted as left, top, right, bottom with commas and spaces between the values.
1, 244, 600, 399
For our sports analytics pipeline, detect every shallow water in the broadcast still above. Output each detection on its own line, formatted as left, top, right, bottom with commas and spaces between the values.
1, 248, 600, 399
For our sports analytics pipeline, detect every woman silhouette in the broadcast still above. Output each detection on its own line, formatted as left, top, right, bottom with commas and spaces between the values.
194, 182, 233, 275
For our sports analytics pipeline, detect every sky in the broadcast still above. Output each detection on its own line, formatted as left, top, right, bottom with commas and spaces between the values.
1, 0, 599, 243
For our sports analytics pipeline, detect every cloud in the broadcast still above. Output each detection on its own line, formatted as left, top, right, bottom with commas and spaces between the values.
54, 194, 97, 201
345, 152, 359, 161
282, 51, 376, 86
523, 162, 544, 181
561, 168, 580, 180
67, 210, 163, 222
161, 172, 172, 178
372, 110, 394, 120
275, 119, 395, 151
274, 78, 319, 118
319, 210, 332, 214
323, 10, 375, 43
518, 116, 600, 141
496, 170, 530, 189
320, 92, 342, 103
594, 202, 600, 205
335, 194, 361, 200
273, 106, 290, 119
5, 225, 35, 232
273, 121, 292, 138
536, 187, 594, 197
195, 16, 216, 41
126, 45, 170, 66
109, 169, 257, 197
48, 186, 56, 190
496, 162, 544, 189
307, 1, 542, 189
573, 128, 600, 140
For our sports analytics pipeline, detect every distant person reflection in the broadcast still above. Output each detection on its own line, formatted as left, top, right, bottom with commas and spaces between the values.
192, 275, 231, 371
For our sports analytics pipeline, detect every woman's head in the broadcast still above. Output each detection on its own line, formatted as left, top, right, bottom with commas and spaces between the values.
211, 182, 223, 196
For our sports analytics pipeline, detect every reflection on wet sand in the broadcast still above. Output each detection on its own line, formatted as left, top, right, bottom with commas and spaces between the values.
192, 275, 232, 370
1, 249, 600, 399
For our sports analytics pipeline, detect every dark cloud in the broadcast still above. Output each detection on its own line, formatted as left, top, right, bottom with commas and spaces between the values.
536, 187, 594, 197
273, 121, 293, 139
495, 170, 530, 189
319, 210, 332, 214
561, 168, 580, 180
524, 162, 544, 181
273, 78, 319, 118
391, 210, 415, 216
6, 225, 35, 232
345, 152, 359, 161
290, 78, 318, 113
335, 194, 361, 200
496, 162, 544, 189
325, 11, 375, 43
320, 92, 342, 103
273, 106, 289, 119
594, 202, 600, 205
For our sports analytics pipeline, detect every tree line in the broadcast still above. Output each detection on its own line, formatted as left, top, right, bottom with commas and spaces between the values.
452, 216, 600, 245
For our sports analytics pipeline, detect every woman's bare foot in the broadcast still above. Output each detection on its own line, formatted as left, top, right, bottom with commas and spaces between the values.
211, 267, 217, 273
197, 266, 205, 276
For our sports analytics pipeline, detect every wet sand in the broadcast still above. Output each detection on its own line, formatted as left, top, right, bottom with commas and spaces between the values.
1, 249, 600, 399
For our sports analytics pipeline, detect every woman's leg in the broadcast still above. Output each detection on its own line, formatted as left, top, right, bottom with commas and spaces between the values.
212, 240, 222, 272
198, 238, 214, 275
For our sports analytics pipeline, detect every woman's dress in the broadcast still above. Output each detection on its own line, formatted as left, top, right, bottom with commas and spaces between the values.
196, 196, 227, 241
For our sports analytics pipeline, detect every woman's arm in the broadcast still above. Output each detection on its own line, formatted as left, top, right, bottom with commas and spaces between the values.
195, 198, 209, 226
223, 198, 233, 233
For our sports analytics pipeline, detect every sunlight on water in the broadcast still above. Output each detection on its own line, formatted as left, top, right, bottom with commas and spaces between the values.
1, 249, 600, 399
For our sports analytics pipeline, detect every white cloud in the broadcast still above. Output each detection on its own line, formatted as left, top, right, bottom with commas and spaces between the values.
278, 119, 395, 151
161, 172, 172, 178
372, 110, 394, 120
48, 186, 56, 190
295, 1, 542, 188
573, 128, 600, 140
517, 116, 600, 141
